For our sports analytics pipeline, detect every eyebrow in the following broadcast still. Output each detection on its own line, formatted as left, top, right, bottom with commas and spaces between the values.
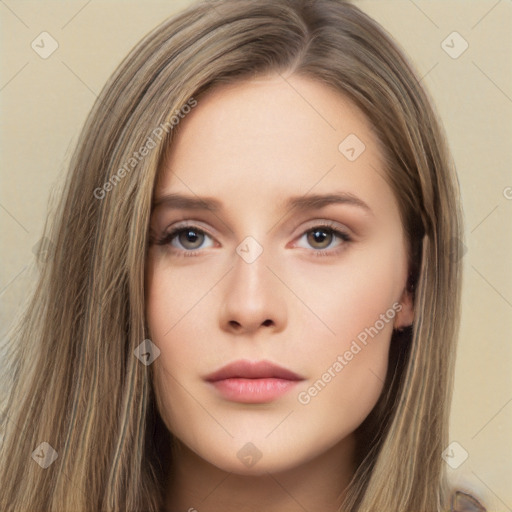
152, 192, 373, 215
285, 192, 372, 215
153, 193, 222, 212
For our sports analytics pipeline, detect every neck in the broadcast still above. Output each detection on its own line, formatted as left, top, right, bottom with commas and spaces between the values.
164, 434, 356, 512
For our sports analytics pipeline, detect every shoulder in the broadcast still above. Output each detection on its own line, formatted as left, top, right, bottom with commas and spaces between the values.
450, 490, 487, 512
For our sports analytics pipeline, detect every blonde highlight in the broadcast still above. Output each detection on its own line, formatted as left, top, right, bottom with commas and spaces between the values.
1, 1, 467, 510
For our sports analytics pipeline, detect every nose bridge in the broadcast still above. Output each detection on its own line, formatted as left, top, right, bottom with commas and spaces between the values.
231, 236, 274, 306
219, 235, 285, 333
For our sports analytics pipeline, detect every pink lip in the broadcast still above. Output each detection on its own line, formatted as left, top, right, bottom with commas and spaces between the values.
204, 360, 304, 404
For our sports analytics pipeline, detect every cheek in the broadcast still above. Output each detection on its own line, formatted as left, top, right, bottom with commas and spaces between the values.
145, 255, 216, 342
145, 259, 219, 422
146, 278, 204, 436
145, 280, 202, 390
292, 262, 397, 434
290, 237, 405, 346
288, 239, 403, 412
295, 341, 390, 447
294, 274, 394, 414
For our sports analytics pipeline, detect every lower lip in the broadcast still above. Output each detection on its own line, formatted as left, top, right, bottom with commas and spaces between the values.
208, 378, 300, 403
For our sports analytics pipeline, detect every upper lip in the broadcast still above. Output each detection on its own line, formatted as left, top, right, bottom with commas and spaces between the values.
204, 360, 304, 382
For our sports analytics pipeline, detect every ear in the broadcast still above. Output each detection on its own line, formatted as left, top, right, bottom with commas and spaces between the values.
393, 277, 414, 330
451, 491, 487, 512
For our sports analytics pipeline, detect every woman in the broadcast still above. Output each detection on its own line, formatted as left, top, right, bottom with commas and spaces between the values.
0, 0, 487, 510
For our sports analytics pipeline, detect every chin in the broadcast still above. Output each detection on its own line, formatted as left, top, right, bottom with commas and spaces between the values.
194, 440, 309, 476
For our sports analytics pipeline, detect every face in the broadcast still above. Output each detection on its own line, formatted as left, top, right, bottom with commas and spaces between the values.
145, 73, 414, 476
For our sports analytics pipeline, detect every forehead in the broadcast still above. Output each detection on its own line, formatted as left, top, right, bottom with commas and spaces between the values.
155, 74, 393, 218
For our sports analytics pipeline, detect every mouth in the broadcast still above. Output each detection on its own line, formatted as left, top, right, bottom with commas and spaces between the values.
204, 359, 305, 404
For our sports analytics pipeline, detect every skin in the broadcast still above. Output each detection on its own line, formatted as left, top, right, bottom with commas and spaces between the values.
145, 73, 414, 512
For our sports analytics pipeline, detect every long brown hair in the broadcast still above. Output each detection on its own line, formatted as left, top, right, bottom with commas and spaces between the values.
0, 1, 465, 510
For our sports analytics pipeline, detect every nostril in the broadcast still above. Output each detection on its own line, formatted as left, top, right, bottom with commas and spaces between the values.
227, 319, 273, 329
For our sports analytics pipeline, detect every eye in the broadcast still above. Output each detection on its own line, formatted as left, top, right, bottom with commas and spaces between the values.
151, 221, 352, 257
296, 223, 351, 255
154, 224, 215, 254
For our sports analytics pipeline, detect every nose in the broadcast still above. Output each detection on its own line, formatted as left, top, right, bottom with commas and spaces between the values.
218, 246, 287, 336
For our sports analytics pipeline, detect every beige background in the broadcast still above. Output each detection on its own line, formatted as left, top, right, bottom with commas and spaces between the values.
1, 0, 511, 508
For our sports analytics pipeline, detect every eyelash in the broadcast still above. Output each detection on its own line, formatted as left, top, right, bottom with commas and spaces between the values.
153, 222, 352, 258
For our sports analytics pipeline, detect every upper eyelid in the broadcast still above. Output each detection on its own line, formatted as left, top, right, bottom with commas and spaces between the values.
167, 220, 347, 234
165, 218, 350, 235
